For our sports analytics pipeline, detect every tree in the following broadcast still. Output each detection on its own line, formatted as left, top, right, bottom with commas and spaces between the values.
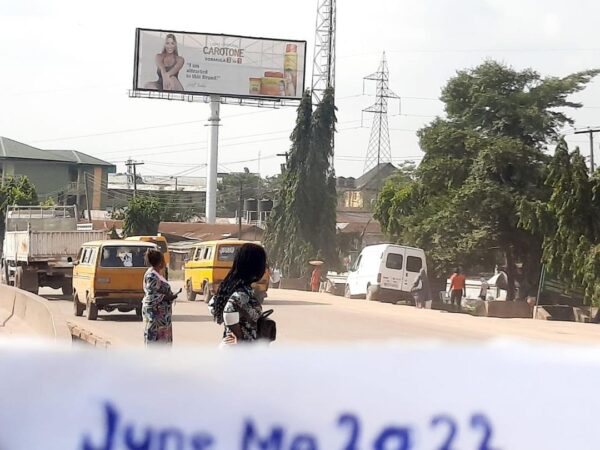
264, 88, 338, 277
520, 139, 600, 304
122, 196, 163, 237
217, 173, 265, 218
375, 61, 599, 297
0, 176, 38, 242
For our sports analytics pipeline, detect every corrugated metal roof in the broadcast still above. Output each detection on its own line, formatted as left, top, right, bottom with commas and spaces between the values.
0, 137, 68, 162
0, 137, 114, 167
50, 150, 114, 167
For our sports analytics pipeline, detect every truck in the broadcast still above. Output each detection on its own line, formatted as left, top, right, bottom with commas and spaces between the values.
1, 206, 107, 295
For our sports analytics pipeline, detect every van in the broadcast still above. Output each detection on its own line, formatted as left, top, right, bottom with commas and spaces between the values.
125, 235, 170, 278
72, 240, 157, 321
345, 244, 427, 302
184, 240, 269, 303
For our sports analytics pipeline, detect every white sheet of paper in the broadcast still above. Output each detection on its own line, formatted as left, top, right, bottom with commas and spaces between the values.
0, 339, 597, 449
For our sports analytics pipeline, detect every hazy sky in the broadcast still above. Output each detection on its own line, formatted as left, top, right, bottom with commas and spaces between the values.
1, 0, 599, 179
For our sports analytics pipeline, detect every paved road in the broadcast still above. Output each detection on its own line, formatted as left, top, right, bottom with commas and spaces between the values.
39, 281, 600, 347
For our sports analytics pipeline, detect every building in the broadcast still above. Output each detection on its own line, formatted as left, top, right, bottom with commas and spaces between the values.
107, 174, 206, 213
0, 136, 115, 214
336, 163, 398, 212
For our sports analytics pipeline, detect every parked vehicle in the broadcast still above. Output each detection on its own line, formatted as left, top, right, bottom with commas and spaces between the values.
345, 244, 427, 302
1, 206, 106, 295
72, 240, 157, 320
184, 240, 269, 303
125, 234, 170, 279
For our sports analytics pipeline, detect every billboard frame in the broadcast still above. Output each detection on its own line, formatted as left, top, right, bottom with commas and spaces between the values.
133, 27, 308, 103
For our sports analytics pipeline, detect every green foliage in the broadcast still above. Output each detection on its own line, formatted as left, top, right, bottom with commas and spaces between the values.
0, 176, 38, 241
40, 197, 55, 207
122, 195, 162, 237
520, 140, 600, 304
109, 226, 121, 240
375, 61, 598, 297
264, 88, 338, 277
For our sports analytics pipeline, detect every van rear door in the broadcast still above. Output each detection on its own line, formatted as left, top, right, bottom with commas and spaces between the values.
380, 247, 405, 291
402, 248, 425, 293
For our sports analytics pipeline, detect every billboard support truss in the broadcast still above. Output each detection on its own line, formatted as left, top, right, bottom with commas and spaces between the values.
128, 90, 299, 109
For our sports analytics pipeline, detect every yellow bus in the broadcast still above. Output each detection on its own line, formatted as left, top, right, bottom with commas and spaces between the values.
184, 240, 269, 303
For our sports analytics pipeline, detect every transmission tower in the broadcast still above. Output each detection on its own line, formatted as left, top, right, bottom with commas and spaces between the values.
362, 52, 400, 173
311, 0, 336, 106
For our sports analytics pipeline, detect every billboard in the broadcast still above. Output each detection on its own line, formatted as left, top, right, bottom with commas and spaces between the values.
133, 28, 307, 100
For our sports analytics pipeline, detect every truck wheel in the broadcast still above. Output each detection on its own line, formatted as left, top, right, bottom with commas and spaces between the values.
0, 260, 7, 285
86, 296, 98, 321
366, 284, 378, 302
62, 278, 73, 296
202, 282, 213, 303
73, 293, 84, 317
15, 267, 24, 290
135, 306, 143, 321
186, 280, 196, 302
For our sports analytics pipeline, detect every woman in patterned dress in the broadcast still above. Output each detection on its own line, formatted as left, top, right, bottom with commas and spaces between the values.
208, 243, 267, 346
142, 249, 177, 345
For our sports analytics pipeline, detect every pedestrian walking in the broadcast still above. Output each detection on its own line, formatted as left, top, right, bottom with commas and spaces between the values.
142, 249, 179, 345
269, 267, 281, 288
411, 268, 430, 308
479, 277, 490, 301
448, 267, 466, 310
208, 243, 268, 346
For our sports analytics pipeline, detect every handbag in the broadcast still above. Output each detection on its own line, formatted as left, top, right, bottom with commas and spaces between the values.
257, 309, 277, 342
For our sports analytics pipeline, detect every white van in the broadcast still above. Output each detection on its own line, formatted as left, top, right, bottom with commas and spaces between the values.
345, 244, 427, 302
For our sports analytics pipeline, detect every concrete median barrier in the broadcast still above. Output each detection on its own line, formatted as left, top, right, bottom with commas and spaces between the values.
534, 305, 598, 322
481, 300, 533, 318
0, 284, 70, 341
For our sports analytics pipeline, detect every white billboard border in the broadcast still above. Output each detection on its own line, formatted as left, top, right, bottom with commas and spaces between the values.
132, 27, 307, 105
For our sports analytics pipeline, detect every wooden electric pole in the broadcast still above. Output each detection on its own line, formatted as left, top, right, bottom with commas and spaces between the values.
125, 159, 144, 197
574, 127, 600, 174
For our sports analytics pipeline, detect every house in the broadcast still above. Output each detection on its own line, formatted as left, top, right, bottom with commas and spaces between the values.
0, 136, 115, 213
107, 174, 206, 211
336, 163, 398, 212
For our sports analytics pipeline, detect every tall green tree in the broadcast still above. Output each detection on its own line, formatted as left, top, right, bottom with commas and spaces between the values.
375, 61, 599, 297
265, 88, 338, 277
520, 139, 600, 304
122, 195, 163, 237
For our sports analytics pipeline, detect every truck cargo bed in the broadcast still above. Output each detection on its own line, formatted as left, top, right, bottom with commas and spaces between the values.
3, 231, 107, 263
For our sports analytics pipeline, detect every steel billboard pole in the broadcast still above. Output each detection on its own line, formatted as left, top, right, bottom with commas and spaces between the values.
206, 95, 221, 224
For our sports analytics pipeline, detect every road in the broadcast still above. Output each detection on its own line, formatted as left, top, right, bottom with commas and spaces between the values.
38, 281, 600, 347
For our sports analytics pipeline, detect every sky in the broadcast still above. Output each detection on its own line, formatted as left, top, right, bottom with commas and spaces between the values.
1, 0, 600, 179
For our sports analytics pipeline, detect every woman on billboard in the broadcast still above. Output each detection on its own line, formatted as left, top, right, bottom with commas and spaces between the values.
144, 33, 185, 91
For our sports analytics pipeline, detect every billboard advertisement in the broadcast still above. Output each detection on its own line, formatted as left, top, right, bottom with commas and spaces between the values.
133, 28, 307, 100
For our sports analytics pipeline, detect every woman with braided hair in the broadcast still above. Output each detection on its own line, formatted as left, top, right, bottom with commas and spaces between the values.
208, 243, 267, 346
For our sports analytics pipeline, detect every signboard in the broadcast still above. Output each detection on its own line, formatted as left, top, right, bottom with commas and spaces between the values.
133, 28, 307, 100
1, 340, 600, 449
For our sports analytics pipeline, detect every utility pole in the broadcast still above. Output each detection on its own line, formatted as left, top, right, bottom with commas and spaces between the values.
574, 127, 600, 174
83, 172, 92, 222
276, 152, 289, 173
125, 159, 144, 197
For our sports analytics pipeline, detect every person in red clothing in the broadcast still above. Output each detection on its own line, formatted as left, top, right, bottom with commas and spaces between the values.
449, 267, 466, 310
310, 266, 322, 292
